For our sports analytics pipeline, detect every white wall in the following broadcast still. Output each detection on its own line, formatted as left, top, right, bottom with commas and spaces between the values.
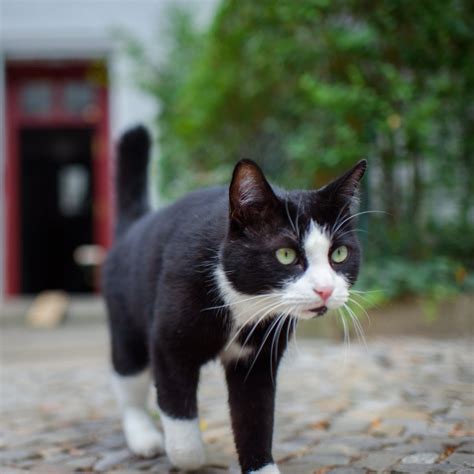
1, 0, 218, 136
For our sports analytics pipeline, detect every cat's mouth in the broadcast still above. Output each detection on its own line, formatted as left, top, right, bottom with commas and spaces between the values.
308, 306, 328, 317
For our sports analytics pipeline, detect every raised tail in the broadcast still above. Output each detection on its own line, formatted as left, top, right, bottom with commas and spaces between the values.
115, 125, 151, 237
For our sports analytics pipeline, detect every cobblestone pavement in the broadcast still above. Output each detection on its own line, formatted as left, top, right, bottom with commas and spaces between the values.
0, 322, 473, 473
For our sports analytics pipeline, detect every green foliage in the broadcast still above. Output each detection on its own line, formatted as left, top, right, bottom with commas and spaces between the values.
125, 0, 474, 301
357, 256, 473, 301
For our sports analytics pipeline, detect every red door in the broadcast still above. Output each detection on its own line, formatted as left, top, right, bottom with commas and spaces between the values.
5, 61, 111, 295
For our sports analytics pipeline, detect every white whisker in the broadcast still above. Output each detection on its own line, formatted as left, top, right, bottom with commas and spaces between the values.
285, 314, 294, 354
350, 289, 384, 294
331, 210, 386, 237
227, 300, 287, 351
343, 304, 367, 349
269, 313, 287, 384
245, 310, 290, 381
331, 200, 352, 237
348, 296, 371, 325
295, 195, 303, 238
336, 228, 369, 240
338, 309, 350, 367
270, 312, 292, 383
291, 317, 300, 355
202, 292, 284, 312
284, 197, 298, 236
233, 301, 289, 360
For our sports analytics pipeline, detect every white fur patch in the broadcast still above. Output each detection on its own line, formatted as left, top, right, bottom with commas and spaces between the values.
112, 369, 164, 457
112, 369, 150, 409
220, 341, 254, 364
122, 408, 164, 457
280, 221, 349, 318
305, 220, 332, 261
249, 463, 281, 474
160, 412, 206, 470
214, 265, 283, 328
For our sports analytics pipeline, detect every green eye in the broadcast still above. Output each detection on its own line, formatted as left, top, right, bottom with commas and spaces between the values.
275, 248, 297, 265
331, 245, 349, 264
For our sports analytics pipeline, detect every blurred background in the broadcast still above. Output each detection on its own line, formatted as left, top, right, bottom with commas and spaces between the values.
0, 0, 473, 335
0, 0, 216, 299
0, 2, 473, 472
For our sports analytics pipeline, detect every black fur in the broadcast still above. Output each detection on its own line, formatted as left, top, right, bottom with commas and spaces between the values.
115, 125, 151, 237
103, 127, 366, 472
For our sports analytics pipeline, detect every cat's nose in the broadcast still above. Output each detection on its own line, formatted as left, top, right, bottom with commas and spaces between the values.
314, 287, 334, 302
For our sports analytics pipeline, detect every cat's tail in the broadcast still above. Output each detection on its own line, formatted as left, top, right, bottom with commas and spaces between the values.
115, 125, 151, 237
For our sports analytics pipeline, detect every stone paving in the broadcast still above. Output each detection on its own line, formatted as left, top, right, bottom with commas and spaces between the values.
0, 321, 473, 473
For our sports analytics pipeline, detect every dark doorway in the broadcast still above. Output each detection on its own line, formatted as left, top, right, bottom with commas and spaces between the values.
20, 128, 94, 293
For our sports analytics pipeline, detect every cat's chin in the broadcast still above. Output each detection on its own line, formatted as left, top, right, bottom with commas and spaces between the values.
297, 306, 328, 320
309, 306, 328, 317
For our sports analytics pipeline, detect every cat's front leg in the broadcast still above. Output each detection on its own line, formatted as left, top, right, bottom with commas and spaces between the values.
224, 357, 281, 474
152, 345, 206, 470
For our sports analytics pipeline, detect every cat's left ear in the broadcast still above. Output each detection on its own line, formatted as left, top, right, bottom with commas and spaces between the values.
229, 159, 280, 227
319, 159, 367, 205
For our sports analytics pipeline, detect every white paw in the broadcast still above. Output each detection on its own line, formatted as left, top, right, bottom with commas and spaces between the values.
166, 440, 206, 470
127, 428, 164, 458
161, 413, 206, 470
249, 464, 281, 474
123, 408, 164, 458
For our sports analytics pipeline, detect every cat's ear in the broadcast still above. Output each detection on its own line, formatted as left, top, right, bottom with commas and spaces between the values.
229, 159, 279, 226
319, 159, 367, 205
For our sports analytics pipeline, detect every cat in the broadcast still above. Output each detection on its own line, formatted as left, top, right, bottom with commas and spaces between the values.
102, 125, 367, 473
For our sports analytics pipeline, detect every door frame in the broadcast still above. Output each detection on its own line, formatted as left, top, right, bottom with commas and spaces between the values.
5, 61, 111, 296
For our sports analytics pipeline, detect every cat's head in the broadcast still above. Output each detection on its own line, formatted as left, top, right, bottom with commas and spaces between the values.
218, 159, 367, 322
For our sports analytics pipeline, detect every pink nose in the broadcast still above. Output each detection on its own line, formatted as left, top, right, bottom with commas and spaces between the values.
314, 287, 334, 302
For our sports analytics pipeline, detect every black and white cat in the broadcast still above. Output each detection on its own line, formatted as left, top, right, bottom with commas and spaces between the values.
103, 126, 367, 473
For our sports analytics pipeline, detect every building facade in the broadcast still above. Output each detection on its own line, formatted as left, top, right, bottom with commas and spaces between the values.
0, 0, 217, 299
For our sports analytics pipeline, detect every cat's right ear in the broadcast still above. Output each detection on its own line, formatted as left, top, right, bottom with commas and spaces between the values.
229, 159, 279, 228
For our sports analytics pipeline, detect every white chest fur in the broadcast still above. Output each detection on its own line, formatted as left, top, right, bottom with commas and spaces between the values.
214, 265, 283, 328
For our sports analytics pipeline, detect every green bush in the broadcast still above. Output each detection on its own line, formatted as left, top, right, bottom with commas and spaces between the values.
124, 0, 474, 302
356, 257, 473, 301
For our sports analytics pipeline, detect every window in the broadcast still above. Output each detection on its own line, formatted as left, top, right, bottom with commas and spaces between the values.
20, 81, 52, 115
63, 82, 96, 115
